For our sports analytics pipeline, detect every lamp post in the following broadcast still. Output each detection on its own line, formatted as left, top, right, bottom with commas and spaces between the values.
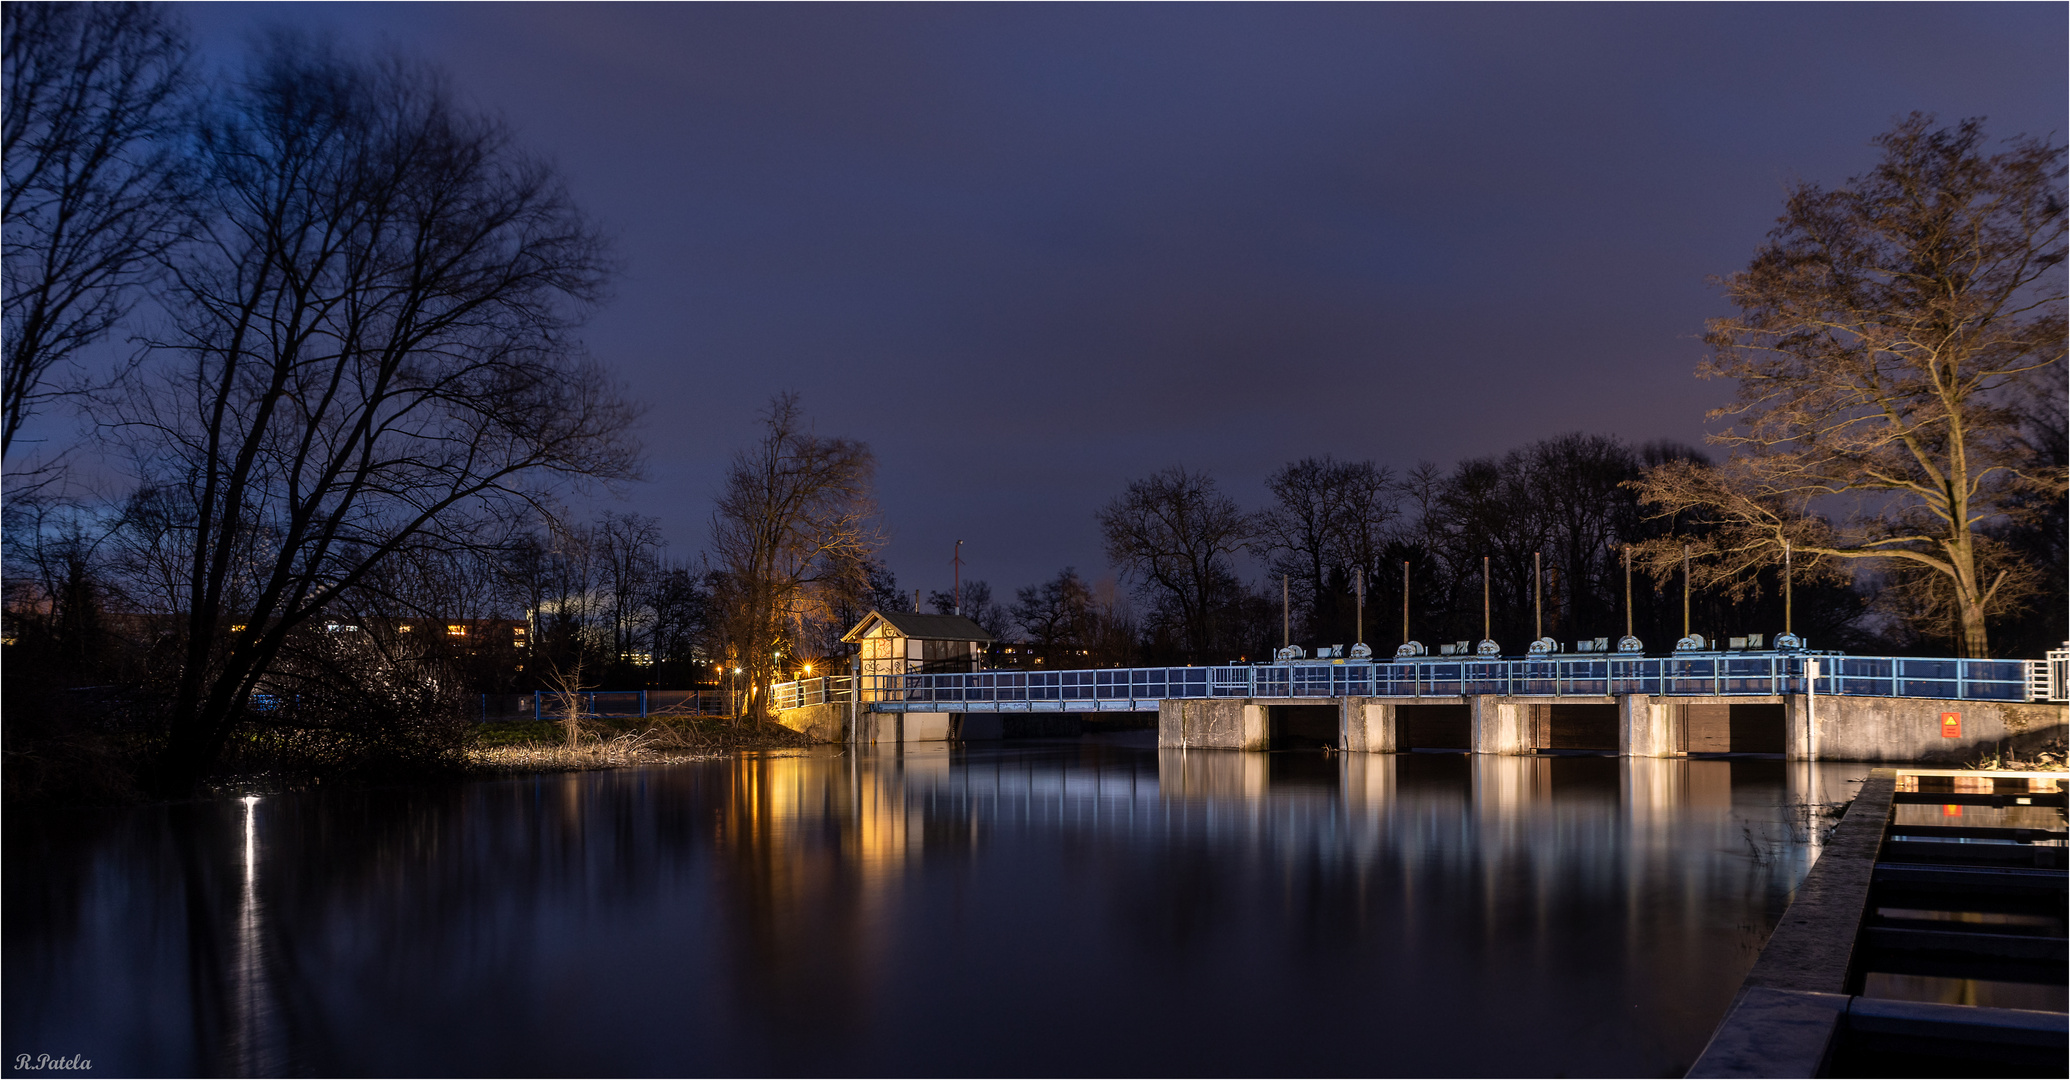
1476, 555, 1498, 655
1783, 538, 1793, 635
1282, 574, 1291, 652
1355, 566, 1364, 648
1616, 544, 1642, 654
1683, 544, 1692, 640
953, 539, 965, 615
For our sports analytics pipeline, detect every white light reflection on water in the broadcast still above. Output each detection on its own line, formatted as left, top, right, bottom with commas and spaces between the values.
3, 742, 1865, 1077
226, 794, 279, 1077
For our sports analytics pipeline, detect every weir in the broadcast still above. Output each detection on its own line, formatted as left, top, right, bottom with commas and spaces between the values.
767, 650, 2069, 763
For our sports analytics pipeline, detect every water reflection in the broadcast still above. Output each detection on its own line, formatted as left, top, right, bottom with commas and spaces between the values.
4, 742, 1863, 1077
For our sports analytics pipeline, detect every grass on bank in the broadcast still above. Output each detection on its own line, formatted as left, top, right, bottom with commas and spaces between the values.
466, 711, 817, 772
1962, 738, 2067, 773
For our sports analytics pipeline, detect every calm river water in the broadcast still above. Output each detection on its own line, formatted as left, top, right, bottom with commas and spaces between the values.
5, 737, 1867, 1077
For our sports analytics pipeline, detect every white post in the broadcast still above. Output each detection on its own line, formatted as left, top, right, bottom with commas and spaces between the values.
1804, 658, 1819, 762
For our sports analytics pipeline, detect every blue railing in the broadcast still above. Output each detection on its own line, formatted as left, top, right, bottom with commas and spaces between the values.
839, 653, 2039, 711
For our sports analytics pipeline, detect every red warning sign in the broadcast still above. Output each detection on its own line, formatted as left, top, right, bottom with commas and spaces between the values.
1942, 803, 1963, 817
1940, 711, 1961, 739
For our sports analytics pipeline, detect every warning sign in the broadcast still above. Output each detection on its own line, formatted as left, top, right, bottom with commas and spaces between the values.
1940, 711, 1961, 739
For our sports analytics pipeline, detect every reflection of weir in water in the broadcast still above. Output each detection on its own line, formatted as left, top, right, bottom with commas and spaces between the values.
816, 746, 1868, 962
828, 746, 1863, 874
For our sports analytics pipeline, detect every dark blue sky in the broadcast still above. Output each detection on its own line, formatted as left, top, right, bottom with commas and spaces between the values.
181, 3, 2065, 598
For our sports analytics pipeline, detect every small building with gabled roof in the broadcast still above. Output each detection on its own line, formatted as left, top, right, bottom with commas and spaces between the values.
842, 609, 996, 682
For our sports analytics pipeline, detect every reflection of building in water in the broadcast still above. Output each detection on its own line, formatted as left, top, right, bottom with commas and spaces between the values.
708, 746, 972, 1037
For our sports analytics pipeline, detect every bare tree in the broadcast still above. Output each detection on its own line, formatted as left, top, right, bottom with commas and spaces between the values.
545, 657, 590, 750
596, 510, 664, 662
1097, 465, 1252, 661
1256, 458, 1340, 632
645, 557, 711, 677
1638, 115, 2066, 656
929, 579, 1009, 640
108, 44, 638, 792
710, 392, 880, 721
1256, 456, 1398, 641
1012, 567, 1094, 653
2, 2, 190, 462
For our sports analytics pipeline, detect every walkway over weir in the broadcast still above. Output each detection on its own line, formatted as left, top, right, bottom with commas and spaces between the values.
772, 652, 2057, 713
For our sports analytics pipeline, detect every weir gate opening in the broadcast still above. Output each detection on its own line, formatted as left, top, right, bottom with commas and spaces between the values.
1530, 703, 1620, 752
1684, 703, 1787, 755
1267, 705, 1338, 749
1399, 704, 1472, 750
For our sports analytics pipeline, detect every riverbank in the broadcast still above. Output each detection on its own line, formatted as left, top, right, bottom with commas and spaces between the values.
2, 712, 821, 806
465, 713, 817, 772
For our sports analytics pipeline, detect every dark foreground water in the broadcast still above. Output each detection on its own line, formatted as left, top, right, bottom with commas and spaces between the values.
5, 737, 1868, 1077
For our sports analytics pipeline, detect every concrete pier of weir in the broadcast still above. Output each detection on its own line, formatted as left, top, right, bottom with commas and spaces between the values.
1152, 693, 2067, 762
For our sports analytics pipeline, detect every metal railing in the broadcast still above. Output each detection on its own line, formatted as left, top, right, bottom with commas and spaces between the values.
767, 675, 856, 712
801, 652, 2041, 712
2034, 648, 2068, 703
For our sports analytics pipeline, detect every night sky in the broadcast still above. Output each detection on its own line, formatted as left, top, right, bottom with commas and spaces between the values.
176, 3, 2064, 598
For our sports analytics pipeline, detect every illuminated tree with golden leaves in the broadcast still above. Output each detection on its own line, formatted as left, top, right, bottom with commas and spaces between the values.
1637, 115, 2066, 657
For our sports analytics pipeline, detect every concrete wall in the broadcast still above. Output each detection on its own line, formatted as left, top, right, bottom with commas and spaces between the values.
1157, 699, 1267, 750
1471, 697, 1531, 755
1338, 698, 1396, 752
1620, 696, 1673, 758
850, 710, 955, 744
772, 701, 847, 742
1809, 695, 2066, 763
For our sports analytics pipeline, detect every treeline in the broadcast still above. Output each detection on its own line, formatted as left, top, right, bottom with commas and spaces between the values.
1062, 435, 1868, 667
1008, 429, 2061, 667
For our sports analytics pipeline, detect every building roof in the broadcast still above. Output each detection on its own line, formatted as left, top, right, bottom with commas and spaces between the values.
841, 609, 997, 644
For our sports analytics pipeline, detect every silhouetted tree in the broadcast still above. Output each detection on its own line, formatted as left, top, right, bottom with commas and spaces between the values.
1256, 456, 1398, 643
107, 43, 637, 792
3, 2, 191, 462
597, 511, 664, 666
1098, 466, 1253, 662
929, 579, 1009, 640
1012, 568, 1094, 651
